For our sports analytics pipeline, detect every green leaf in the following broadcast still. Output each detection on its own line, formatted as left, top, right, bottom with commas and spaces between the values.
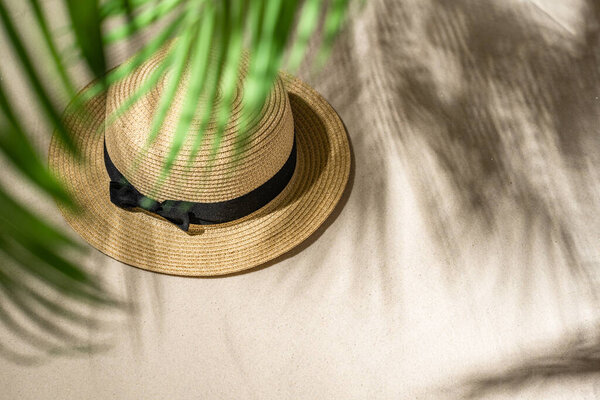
82, 9, 184, 103
185, 2, 231, 168
0, 83, 75, 208
285, 0, 321, 72
102, 0, 181, 44
101, 53, 174, 146
137, 3, 203, 196
246, 0, 266, 49
241, 0, 285, 125
144, 12, 197, 148
100, 0, 154, 20
26, 0, 77, 98
0, 126, 74, 208
269, 0, 300, 74
210, 0, 246, 160
234, 0, 293, 155
64, 0, 106, 78
0, 0, 78, 154
160, 2, 216, 179
315, 0, 351, 69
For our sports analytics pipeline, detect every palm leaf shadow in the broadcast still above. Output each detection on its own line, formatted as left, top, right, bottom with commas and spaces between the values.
365, 0, 600, 293
376, 0, 600, 396
460, 331, 600, 399
298, 0, 600, 393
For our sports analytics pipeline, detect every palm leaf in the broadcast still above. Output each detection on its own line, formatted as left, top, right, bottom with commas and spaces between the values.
145, 6, 197, 150
100, 0, 154, 19
0, 0, 77, 154
162, 1, 216, 178
315, 0, 352, 69
0, 0, 126, 361
0, 82, 73, 207
186, 4, 230, 168
208, 0, 245, 158
285, 0, 321, 72
102, 0, 181, 44
64, 0, 106, 78
26, 0, 77, 98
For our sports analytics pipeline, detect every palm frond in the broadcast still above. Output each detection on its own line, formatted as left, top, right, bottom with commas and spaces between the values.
208, 0, 244, 160
102, 0, 181, 44
65, 0, 106, 78
315, 0, 352, 68
163, 1, 217, 178
286, 0, 321, 72
0, 83, 73, 206
0, 0, 78, 153
26, 0, 77, 97
0, 0, 125, 362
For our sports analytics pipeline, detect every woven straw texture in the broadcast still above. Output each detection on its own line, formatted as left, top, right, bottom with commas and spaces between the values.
105, 47, 296, 202
49, 71, 350, 276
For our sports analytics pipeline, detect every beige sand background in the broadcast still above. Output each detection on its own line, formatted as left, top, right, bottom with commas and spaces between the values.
3, 0, 600, 398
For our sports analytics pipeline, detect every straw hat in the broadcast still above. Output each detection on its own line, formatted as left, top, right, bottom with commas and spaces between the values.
49, 46, 350, 276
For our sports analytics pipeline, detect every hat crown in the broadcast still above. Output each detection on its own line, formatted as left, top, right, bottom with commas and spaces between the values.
104, 48, 294, 203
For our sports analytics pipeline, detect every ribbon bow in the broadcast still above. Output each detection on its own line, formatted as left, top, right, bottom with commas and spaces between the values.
109, 180, 194, 231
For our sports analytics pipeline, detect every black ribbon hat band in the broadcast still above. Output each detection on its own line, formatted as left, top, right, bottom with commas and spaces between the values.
104, 137, 297, 232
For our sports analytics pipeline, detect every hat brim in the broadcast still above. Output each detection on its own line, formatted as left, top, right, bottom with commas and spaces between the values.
49, 74, 351, 276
